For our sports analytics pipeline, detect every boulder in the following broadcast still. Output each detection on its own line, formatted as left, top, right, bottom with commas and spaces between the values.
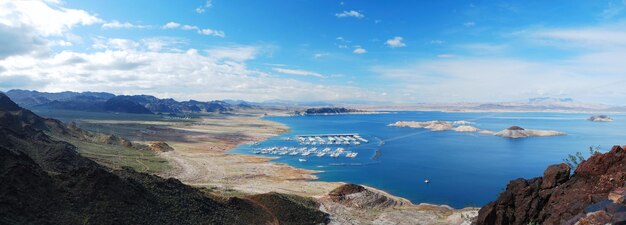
541, 163, 570, 189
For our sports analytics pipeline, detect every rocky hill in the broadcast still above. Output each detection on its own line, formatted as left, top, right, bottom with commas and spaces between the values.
0, 93, 328, 225
476, 146, 626, 225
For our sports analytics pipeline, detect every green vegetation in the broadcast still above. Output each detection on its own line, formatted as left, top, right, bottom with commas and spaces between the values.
563, 145, 601, 170
50, 133, 172, 174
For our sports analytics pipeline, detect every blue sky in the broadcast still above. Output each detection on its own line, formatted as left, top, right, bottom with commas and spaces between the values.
2, 0, 626, 104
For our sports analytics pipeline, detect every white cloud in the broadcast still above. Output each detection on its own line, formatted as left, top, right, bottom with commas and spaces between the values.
353, 47, 367, 54
335, 10, 364, 18
102, 20, 148, 29
196, 0, 212, 14
198, 28, 225, 37
162, 22, 181, 29
386, 36, 406, 48
0, 1, 102, 37
181, 25, 198, 30
0, 0, 100, 59
0, 46, 379, 102
272, 68, 326, 78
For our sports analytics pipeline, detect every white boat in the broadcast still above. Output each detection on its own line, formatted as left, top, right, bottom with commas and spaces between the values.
317, 152, 326, 157
299, 159, 307, 162
302, 152, 311, 156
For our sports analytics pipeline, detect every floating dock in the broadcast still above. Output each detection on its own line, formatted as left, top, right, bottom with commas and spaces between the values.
296, 133, 368, 145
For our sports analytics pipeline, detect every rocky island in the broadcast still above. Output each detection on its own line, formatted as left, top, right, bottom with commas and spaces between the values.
388, 120, 480, 132
294, 107, 365, 116
492, 126, 566, 138
588, 115, 614, 122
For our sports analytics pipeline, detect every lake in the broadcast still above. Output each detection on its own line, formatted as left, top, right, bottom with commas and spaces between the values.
230, 111, 626, 208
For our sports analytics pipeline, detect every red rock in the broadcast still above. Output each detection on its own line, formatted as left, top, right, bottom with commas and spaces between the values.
477, 145, 626, 225
541, 163, 570, 189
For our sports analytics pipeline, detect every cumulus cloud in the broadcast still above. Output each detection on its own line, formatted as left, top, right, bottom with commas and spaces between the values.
0, 1, 102, 37
272, 68, 326, 78
386, 36, 406, 48
335, 10, 364, 18
0, 0, 101, 59
353, 47, 367, 54
162, 22, 181, 29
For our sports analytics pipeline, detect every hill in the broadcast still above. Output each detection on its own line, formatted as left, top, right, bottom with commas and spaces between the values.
0, 93, 328, 225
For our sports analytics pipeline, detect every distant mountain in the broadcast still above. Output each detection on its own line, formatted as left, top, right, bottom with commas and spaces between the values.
103, 97, 153, 114
0, 92, 329, 224
5, 89, 244, 114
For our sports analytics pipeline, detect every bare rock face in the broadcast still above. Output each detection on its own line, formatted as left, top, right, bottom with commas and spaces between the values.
477, 145, 626, 225
149, 141, 174, 152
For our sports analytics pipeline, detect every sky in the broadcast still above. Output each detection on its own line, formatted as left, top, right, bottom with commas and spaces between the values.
1, 0, 626, 104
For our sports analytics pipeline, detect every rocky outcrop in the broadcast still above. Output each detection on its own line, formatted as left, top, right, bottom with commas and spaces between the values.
477, 146, 626, 225
327, 184, 409, 209
149, 141, 174, 152
588, 115, 614, 122
318, 184, 479, 225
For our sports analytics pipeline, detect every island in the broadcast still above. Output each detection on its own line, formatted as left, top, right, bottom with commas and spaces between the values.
294, 107, 365, 116
588, 115, 614, 122
493, 126, 566, 138
388, 120, 480, 132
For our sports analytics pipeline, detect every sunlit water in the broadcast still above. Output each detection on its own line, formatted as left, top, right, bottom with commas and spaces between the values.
230, 111, 626, 208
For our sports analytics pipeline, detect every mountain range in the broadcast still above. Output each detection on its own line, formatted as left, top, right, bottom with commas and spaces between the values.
4, 89, 254, 114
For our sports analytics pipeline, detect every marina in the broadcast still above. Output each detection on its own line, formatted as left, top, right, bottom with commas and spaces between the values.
252, 146, 358, 158
250, 133, 367, 158
296, 133, 368, 145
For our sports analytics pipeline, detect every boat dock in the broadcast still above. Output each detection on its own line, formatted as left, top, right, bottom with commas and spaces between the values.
296, 133, 368, 145
251, 146, 358, 158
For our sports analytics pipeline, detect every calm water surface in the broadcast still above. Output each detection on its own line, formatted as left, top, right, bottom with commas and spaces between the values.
230, 111, 626, 208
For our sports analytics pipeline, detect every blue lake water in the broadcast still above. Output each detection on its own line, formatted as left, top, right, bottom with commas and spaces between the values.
230, 111, 626, 208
